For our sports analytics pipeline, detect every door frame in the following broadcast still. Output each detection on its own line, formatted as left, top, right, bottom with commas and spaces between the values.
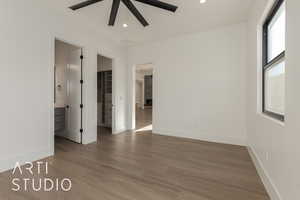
97, 53, 116, 135
50, 37, 85, 153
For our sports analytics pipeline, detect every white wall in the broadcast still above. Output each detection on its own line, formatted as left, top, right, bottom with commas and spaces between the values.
128, 23, 247, 146
285, 1, 300, 198
135, 71, 144, 108
136, 80, 143, 107
0, 0, 128, 172
246, 0, 300, 199
136, 71, 144, 81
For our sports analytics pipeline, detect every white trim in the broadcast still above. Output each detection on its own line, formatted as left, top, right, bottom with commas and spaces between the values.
0, 148, 53, 173
258, 113, 285, 127
153, 129, 246, 146
247, 146, 282, 200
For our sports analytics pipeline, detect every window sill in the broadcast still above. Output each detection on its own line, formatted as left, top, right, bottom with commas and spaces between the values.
258, 112, 285, 127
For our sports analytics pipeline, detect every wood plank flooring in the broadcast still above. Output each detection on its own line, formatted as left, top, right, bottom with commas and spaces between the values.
135, 107, 152, 130
0, 132, 269, 200
0, 109, 269, 199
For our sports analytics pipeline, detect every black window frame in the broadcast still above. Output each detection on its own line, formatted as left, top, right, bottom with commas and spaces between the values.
262, 0, 285, 121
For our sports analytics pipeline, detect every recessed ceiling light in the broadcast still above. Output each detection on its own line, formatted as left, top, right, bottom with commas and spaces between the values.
200, 0, 207, 4
123, 23, 128, 28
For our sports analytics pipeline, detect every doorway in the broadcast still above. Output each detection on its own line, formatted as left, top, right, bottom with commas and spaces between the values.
97, 54, 113, 136
135, 64, 153, 132
54, 39, 83, 144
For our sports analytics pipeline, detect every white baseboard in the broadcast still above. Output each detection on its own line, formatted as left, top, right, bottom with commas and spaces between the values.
0, 148, 53, 173
247, 146, 282, 200
153, 129, 246, 146
83, 134, 97, 145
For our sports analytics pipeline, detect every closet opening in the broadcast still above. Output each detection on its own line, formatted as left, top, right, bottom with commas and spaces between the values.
97, 54, 114, 137
54, 39, 83, 146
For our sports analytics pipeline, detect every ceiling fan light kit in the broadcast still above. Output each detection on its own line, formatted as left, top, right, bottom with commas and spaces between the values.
69, 0, 178, 27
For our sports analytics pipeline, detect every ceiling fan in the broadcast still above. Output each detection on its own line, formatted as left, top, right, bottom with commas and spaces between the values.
69, 0, 178, 27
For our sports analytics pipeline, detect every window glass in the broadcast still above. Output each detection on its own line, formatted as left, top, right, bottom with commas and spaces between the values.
267, 2, 286, 62
264, 60, 285, 115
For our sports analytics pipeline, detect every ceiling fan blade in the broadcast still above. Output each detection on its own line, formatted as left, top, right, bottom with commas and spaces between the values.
122, 0, 149, 27
134, 0, 177, 12
69, 0, 104, 10
109, 0, 121, 25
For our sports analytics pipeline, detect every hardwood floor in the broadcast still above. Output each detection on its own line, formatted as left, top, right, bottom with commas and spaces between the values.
135, 106, 152, 130
0, 128, 269, 199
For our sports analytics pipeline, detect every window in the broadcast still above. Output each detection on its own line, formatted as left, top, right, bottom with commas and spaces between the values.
262, 0, 286, 121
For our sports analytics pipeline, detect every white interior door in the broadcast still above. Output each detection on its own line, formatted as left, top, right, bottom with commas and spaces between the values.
66, 48, 82, 143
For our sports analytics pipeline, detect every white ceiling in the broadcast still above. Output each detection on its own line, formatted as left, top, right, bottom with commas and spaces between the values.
52, 0, 253, 45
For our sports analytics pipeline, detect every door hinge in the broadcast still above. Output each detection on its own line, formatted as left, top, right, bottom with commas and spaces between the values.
80, 129, 83, 133
80, 80, 83, 84
80, 104, 83, 108
80, 55, 83, 60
